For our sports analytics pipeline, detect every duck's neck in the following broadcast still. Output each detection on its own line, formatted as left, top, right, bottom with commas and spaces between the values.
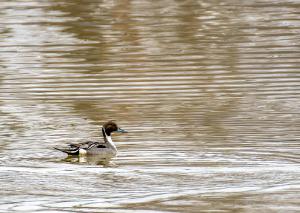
102, 127, 117, 152
106, 135, 117, 152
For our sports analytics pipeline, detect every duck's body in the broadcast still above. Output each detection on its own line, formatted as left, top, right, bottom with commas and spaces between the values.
54, 121, 127, 157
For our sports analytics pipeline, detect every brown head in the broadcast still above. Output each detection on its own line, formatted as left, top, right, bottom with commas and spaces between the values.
103, 121, 127, 136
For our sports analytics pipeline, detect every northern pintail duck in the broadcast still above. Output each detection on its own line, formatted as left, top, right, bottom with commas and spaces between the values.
54, 121, 127, 157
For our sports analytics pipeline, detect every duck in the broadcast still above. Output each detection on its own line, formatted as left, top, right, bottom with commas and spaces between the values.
54, 121, 127, 157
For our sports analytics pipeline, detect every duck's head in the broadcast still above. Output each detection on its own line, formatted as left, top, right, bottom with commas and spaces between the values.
103, 121, 127, 136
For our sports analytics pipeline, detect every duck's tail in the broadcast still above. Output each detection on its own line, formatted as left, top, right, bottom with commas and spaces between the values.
54, 147, 79, 155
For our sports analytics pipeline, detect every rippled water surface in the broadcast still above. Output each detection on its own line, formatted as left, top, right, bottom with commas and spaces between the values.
0, 0, 300, 212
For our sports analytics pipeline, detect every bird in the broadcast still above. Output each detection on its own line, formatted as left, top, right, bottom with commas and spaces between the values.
54, 121, 127, 157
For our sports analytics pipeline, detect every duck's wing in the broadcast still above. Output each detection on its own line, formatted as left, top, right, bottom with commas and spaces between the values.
54, 141, 107, 155
68, 141, 95, 149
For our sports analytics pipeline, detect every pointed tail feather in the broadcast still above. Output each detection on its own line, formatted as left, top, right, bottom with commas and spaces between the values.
54, 147, 79, 155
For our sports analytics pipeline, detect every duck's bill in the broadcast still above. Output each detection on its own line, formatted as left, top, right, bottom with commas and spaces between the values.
117, 128, 128, 133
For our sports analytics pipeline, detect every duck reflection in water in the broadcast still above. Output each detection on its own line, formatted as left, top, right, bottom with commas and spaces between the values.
54, 121, 127, 165
64, 154, 116, 166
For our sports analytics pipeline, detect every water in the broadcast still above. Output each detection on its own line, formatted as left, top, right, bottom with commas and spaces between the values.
0, 0, 299, 212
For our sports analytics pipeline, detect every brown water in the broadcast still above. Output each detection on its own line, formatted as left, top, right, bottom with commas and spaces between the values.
0, 0, 300, 212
